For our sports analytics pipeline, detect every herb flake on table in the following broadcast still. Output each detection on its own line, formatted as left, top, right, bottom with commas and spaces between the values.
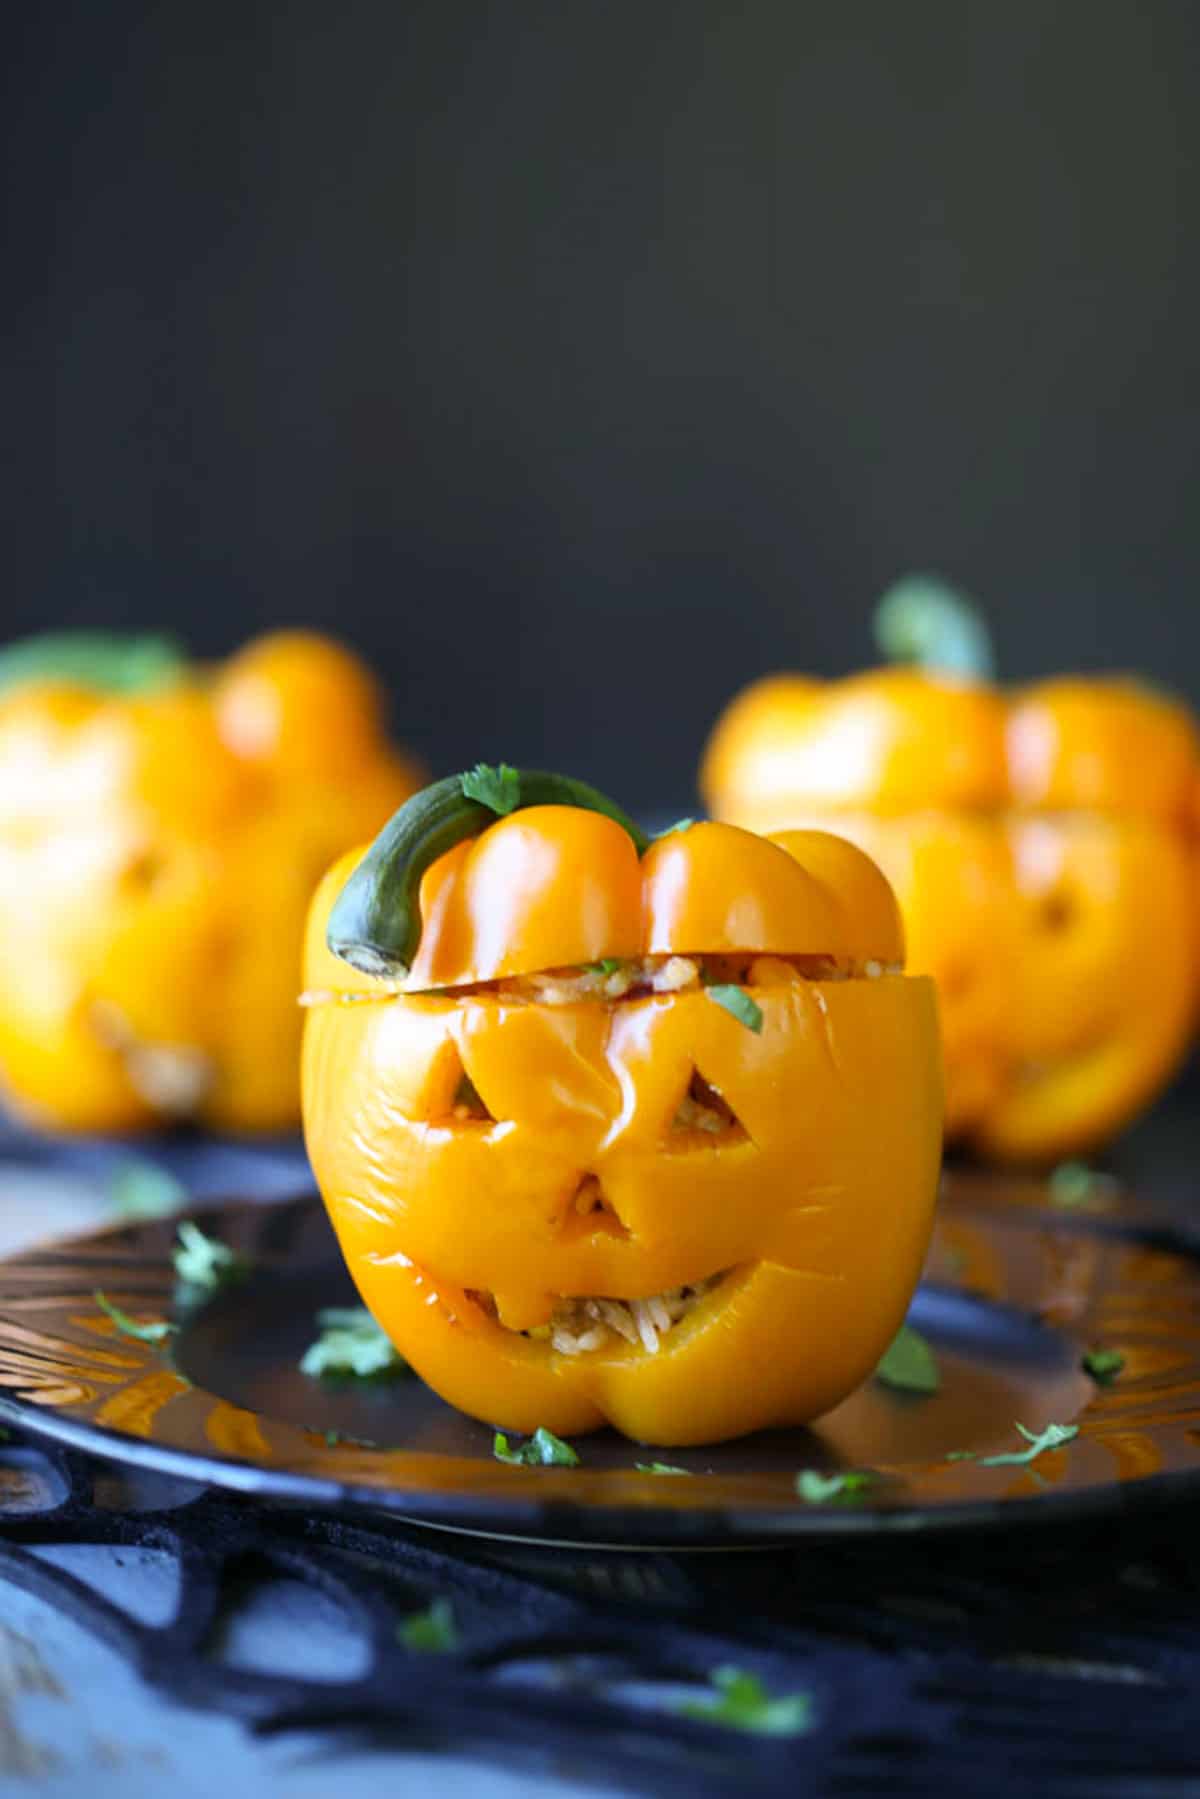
399, 1598, 458, 1653
795, 1469, 876, 1505
300, 1308, 407, 1380
874, 1323, 939, 1394
1049, 1162, 1119, 1208
110, 1160, 187, 1221
705, 984, 764, 1034
636, 1462, 690, 1476
493, 1427, 579, 1467
1082, 1347, 1125, 1385
173, 1220, 249, 1293
94, 1290, 176, 1344
677, 1667, 814, 1736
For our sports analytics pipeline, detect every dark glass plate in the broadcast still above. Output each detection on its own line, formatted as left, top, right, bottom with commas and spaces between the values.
0, 1172, 1196, 1545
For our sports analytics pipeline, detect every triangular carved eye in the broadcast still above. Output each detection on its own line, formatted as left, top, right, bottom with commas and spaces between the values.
449, 1068, 495, 1123
421, 1045, 499, 1124
669, 1070, 747, 1143
1037, 888, 1077, 934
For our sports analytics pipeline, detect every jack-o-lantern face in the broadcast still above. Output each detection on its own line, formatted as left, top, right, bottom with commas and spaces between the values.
302, 785, 942, 1446
0, 631, 421, 1133
702, 667, 1200, 1162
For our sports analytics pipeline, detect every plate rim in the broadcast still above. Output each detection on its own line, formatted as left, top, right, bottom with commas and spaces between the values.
3, 1175, 1200, 1546
5, 1386, 1200, 1546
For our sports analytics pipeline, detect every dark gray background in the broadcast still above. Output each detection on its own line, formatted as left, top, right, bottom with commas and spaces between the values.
4, 2, 1197, 810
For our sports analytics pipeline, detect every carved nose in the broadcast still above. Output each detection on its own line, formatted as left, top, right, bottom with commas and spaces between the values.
557, 1173, 630, 1242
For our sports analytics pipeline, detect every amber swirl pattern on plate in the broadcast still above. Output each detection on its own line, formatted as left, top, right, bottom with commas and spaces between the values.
0, 1173, 1199, 1544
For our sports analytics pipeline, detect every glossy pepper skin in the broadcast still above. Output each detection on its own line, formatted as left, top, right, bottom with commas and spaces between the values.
701, 667, 1200, 1162
0, 630, 422, 1133
302, 786, 942, 1446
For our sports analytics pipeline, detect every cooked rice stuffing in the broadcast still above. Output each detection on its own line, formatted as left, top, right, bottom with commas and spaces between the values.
467, 1276, 724, 1356
500, 952, 898, 1007
548, 1278, 722, 1355
299, 952, 903, 1011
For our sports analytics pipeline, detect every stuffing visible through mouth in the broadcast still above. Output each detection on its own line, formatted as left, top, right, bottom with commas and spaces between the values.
468, 1274, 727, 1356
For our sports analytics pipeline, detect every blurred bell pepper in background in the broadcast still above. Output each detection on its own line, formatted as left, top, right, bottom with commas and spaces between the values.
701, 578, 1200, 1163
0, 629, 423, 1133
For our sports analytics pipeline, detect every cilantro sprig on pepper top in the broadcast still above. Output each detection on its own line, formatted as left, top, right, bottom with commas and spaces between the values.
327, 765, 650, 982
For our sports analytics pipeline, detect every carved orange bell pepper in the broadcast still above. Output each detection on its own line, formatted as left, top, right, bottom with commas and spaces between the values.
701, 580, 1200, 1161
0, 629, 422, 1133
302, 766, 942, 1445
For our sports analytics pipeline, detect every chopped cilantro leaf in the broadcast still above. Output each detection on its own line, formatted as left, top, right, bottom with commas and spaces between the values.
635, 1462, 690, 1476
874, 1323, 939, 1395
1082, 1347, 1125, 1385
587, 958, 624, 976
493, 1427, 580, 1467
110, 1161, 186, 1221
977, 1421, 1078, 1468
1049, 1162, 1118, 1208
300, 1307, 407, 1380
320, 1426, 380, 1448
705, 984, 764, 1034
795, 1469, 876, 1505
94, 1290, 176, 1344
678, 1667, 813, 1737
173, 1220, 249, 1293
400, 1598, 459, 1653
460, 763, 521, 816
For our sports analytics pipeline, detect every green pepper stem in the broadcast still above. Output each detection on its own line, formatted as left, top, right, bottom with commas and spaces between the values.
326, 767, 650, 980
873, 575, 995, 680
0, 632, 186, 696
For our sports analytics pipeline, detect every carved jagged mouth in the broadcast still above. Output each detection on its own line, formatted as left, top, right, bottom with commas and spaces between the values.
88, 1000, 213, 1115
467, 1272, 731, 1357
